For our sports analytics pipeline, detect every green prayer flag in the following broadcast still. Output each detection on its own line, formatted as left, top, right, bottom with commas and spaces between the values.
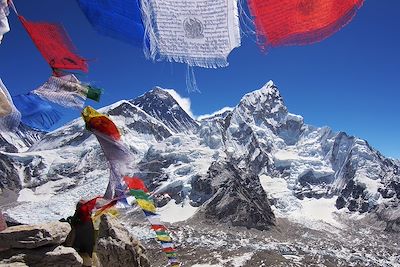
86, 86, 102, 102
130, 189, 151, 200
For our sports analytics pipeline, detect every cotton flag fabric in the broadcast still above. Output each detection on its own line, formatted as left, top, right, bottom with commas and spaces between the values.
0, 79, 21, 131
18, 16, 88, 73
248, 0, 364, 49
0, 80, 13, 117
33, 74, 102, 109
13, 93, 62, 131
140, 0, 241, 68
76, 0, 145, 46
0, 0, 9, 44
82, 106, 132, 199
124, 176, 181, 267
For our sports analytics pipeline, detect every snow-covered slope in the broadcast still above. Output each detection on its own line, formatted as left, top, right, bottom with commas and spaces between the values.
1, 83, 400, 233
0, 124, 44, 153
0, 124, 45, 189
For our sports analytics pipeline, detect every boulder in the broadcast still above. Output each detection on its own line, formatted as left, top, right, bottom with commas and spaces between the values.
96, 215, 150, 267
41, 246, 83, 267
0, 222, 70, 249
0, 246, 83, 267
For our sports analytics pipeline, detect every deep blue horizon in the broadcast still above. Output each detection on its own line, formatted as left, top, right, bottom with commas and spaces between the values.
0, 1, 399, 159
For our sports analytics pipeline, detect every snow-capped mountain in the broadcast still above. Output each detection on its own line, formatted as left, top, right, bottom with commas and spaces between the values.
0, 124, 44, 153
1, 81, 399, 235
131, 87, 199, 134
0, 124, 45, 189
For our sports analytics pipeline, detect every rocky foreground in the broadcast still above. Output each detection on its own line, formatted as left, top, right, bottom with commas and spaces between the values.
1, 210, 400, 266
0, 215, 150, 267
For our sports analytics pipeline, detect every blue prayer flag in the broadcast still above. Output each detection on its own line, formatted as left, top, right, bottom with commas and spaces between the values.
13, 93, 62, 131
76, 0, 145, 46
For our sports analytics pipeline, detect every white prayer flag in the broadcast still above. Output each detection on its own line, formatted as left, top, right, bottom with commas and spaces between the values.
141, 0, 241, 68
33, 75, 88, 109
0, 79, 21, 131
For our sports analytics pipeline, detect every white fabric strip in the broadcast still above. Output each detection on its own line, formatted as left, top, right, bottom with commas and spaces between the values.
141, 0, 241, 68
0, 79, 21, 131
33, 74, 88, 109
146, 215, 162, 225
0, 0, 10, 44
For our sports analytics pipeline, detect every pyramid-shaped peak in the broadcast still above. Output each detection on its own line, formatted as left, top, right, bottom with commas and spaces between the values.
147, 86, 174, 100
131, 87, 199, 133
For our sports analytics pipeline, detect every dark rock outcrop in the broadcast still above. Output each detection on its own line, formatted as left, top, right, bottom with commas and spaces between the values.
131, 87, 199, 133
96, 215, 150, 267
193, 162, 276, 231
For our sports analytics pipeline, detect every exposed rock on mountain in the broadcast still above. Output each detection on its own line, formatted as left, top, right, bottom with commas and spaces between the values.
192, 161, 275, 230
1, 81, 399, 233
0, 124, 44, 153
131, 87, 199, 134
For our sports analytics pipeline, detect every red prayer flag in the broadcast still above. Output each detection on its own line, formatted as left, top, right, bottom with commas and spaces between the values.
78, 196, 102, 222
19, 16, 88, 72
248, 0, 364, 49
163, 247, 176, 253
151, 224, 167, 231
123, 176, 149, 192
87, 116, 121, 141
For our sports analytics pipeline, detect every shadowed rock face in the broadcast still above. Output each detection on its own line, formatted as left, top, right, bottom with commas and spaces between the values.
96, 215, 151, 267
192, 162, 276, 231
0, 123, 44, 153
0, 154, 20, 189
131, 87, 199, 134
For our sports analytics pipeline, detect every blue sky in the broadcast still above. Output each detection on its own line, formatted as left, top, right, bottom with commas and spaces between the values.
0, 1, 399, 159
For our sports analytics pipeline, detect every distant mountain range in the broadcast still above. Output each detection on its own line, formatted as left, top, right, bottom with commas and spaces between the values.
1, 81, 399, 232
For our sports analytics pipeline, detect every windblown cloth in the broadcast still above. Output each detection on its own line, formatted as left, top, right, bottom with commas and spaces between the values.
140, 0, 241, 68
124, 176, 181, 267
0, 0, 9, 44
13, 92, 62, 131
0, 80, 12, 117
82, 106, 132, 199
18, 16, 88, 72
76, 0, 145, 46
248, 0, 364, 48
0, 79, 21, 131
33, 75, 102, 109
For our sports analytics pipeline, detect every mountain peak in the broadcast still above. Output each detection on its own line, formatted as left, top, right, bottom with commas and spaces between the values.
130, 87, 199, 133
241, 80, 281, 104
148, 87, 172, 100
232, 81, 288, 130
